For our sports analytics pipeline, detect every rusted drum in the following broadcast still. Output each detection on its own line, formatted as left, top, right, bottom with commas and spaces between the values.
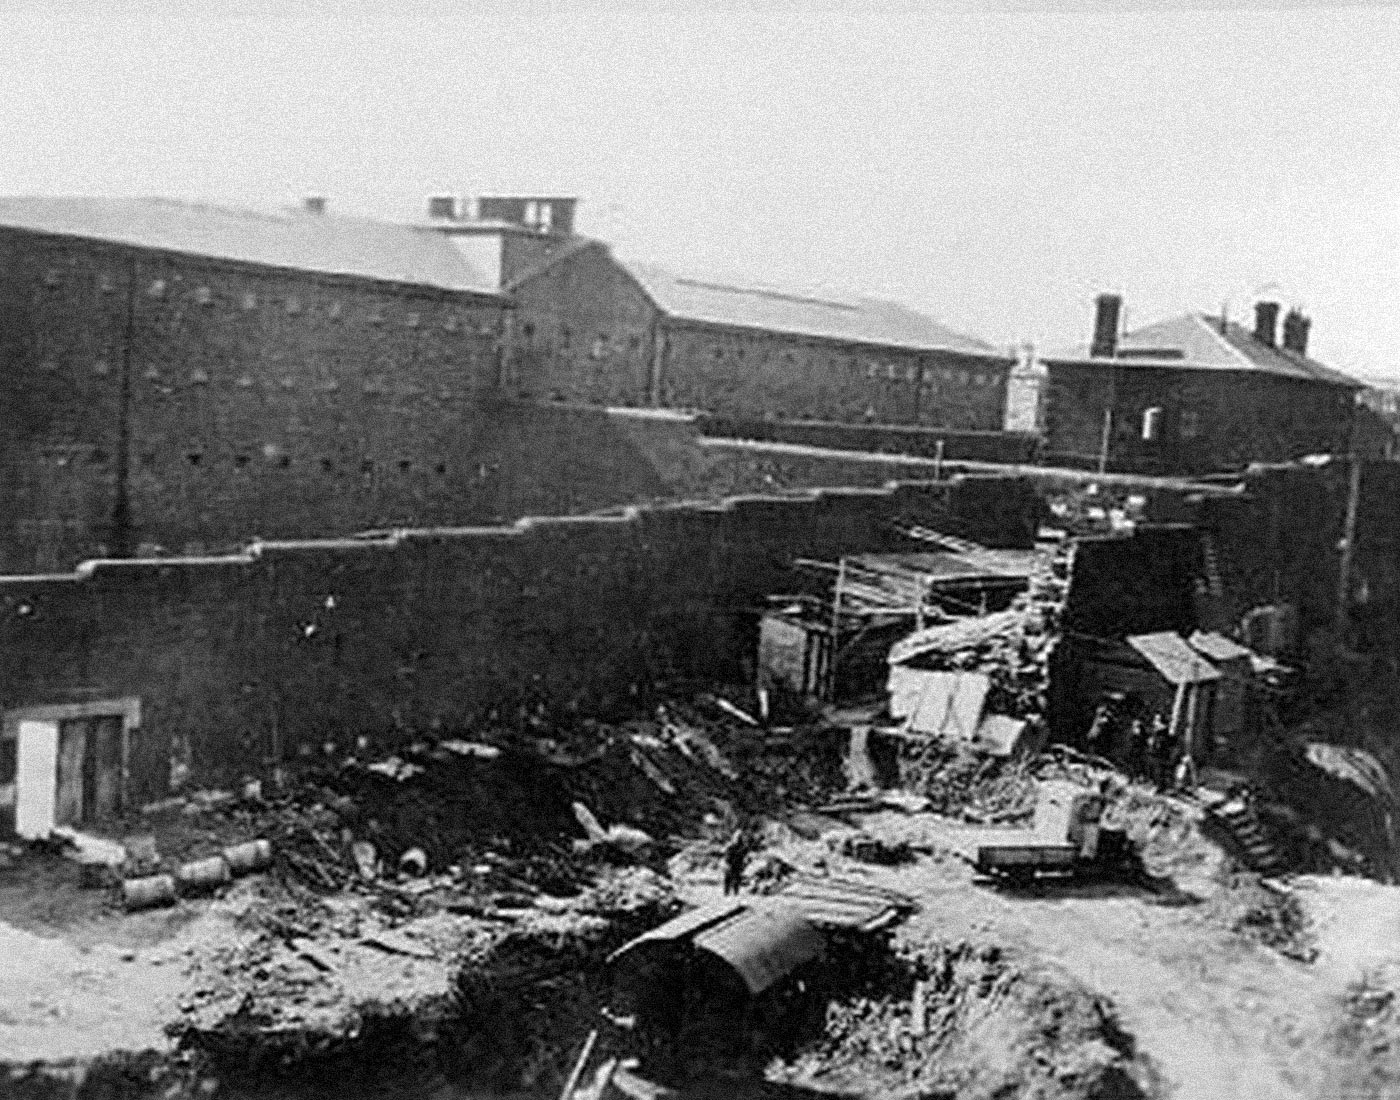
222, 839, 273, 876
122, 874, 177, 911
175, 856, 231, 895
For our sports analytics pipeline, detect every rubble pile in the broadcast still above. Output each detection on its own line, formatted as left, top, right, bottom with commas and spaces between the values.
172, 868, 676, 1091
1333, 965, 1400, 1100
900, 740, 1039, 824
449, 868, 678, 1094
151, 692, 847, 921
1206, 872, 1316, 962
774, 938, 1147, 1100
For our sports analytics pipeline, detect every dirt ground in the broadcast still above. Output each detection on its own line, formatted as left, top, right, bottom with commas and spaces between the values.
4, 706, 1400, 1100
686, 807, 1400, 1100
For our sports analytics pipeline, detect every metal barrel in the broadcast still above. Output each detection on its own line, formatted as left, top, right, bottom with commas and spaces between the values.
122, 874, 177, 911
222, 839, 273, 876
175, 856, 232, 895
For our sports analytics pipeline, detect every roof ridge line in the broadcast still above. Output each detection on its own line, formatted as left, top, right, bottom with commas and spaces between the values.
1191, 312, 1256, 369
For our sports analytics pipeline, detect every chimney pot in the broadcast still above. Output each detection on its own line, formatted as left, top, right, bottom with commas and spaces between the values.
303, 196, 327, 215
1253, 301, 1281, 347
427, 195, 458, 220
1090, 293, 1123, 358
1282, 309, 1311, 357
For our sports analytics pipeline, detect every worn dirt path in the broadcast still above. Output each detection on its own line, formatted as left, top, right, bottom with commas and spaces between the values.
851, 813, 1400, 1100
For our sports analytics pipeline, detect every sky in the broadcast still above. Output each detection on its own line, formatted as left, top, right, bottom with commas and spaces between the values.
0, 0, 1396, 378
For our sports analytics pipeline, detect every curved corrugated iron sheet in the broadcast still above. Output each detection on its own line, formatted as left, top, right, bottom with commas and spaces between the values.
608, 901, 824, 996
692, 904, 824, 995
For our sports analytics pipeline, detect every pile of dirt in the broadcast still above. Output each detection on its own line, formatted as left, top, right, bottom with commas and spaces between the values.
448, 868, 678, 1094
1203, 872, 1316, 962
173, 868, 676, 1093
774, 938, 1149, 1100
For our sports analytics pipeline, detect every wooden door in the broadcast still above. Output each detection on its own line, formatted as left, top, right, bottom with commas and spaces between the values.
90, 715, 124, 819
55, 719, 87, 826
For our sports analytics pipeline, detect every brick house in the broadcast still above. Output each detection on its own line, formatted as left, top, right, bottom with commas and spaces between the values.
506, 240, 1012, 429
0, 196, 508, 572
1041, 295, 1361, 474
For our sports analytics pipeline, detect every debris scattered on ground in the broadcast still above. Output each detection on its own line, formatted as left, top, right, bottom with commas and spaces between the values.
1207, 872, 1316, 962
773, 938, 1148, 1100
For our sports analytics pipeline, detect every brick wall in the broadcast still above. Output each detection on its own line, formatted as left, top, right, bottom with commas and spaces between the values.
0, 227, 507, 572
658, 322, 1009, 429
1043, 360, 1356, 474
508, 243, 660, 405
508, 244, 1012, 430
0, 474, 1036, 814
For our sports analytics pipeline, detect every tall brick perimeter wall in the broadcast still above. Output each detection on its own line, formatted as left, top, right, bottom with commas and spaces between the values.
0, 475, 1043, 811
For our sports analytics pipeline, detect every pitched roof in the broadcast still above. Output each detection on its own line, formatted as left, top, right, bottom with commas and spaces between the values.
619, 259, 1001, 357
0, 196, 500, 295
1045, 312, 1360, 388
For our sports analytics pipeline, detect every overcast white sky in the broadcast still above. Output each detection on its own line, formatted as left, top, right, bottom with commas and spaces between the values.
0, 0, 1396, 377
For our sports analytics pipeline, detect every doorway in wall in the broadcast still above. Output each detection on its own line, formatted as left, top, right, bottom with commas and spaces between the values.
5, 701, 137, 839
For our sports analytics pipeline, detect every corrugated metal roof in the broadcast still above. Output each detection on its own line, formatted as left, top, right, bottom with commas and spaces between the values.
607, 901, 823, 996
1044, 312, 1359, 388
772, 874, 916, 930
1126, 631, 1223, 685
0, 196, 499, 295
693, 904, 825, 995
621, 260, 1000, 356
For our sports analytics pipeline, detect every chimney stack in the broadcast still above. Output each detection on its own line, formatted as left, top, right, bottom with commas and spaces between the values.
427, 195, 459, 220
1253, 301, 1280, 347
1090, 293, 1123, 358
303, 195, 327, 215
1281, 309, 1311, 357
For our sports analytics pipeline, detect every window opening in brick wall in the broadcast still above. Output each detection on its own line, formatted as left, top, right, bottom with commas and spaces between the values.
235, 454, 251, 469
435, 462, 447, 475
187, 452, 202, 467
398, 459, 412, 472
278, 455, 292, 469
1141, 406, 1162, 442
320, 458, 334, 473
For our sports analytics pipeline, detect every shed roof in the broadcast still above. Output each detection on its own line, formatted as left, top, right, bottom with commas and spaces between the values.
0, 196, 500, 295
1045, 312, 1359, 388
1187, 630, 1255, 663
1126, 631, 1223, 685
